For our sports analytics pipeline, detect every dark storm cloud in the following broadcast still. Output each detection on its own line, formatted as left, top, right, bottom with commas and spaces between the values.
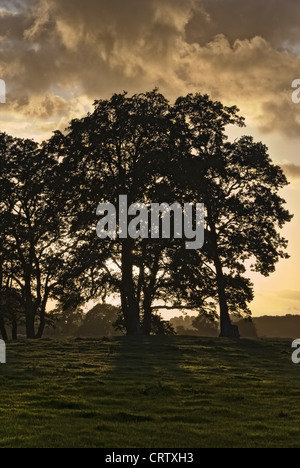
0, 0, 300, 137
187, 0, 300, 52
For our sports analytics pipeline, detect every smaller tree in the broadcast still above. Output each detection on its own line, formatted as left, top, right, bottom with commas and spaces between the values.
0, 133, 73, 338
114, 311, 175, 336
0, 288, 24, 340
77, 304, 120, 338
173, 94, 293, 337
192, 316, 219, 337
47, 307, 84, 338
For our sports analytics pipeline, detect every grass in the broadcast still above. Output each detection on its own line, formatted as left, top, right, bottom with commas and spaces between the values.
0, 336, 299, 448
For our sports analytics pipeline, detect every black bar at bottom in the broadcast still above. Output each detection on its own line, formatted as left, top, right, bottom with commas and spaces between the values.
101, 450, 200, 465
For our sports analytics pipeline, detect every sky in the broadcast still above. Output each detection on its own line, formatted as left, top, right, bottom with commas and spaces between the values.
0, 0, 300, 317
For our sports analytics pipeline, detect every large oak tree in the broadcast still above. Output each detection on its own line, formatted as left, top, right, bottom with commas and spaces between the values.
1, 90, 292, 339
51, 91, 292, 337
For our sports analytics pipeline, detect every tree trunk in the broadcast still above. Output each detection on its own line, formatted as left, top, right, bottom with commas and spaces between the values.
143, 303, 152, 336
0, 313, 8, 342
26, 311, 36, 339
207, 205, 240, 339
35, 302, 49, 339
214, 255, 240, 339
121, 240, 142, 336
35, 308, 46, 339
142, 251, 160, 335
12, 317, 18, 341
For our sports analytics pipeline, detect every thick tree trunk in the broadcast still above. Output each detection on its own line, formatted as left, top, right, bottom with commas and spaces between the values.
26, 311, 36, 339
121, 240, 142, 336
214, 256, 240, 339
12, 318, 18, 341
0, 313, 8, 342
207, 205, 240, 339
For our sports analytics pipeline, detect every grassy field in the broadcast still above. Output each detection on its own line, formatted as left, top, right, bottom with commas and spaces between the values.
0, 336, 299, 448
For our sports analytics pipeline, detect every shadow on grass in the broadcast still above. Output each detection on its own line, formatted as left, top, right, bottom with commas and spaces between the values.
104, 335, 300, 447
0, 336, 300, 448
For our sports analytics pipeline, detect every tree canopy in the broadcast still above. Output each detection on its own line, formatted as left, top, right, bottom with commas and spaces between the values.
0, 90, 292, 340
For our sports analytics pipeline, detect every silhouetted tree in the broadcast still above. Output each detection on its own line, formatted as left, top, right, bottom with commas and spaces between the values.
114, 310, 175, 336
0, 288, 24, 340
77, 304, 120, 337
0, 133, 69, 338
52, 91, 195, 336
45, 91, 292, 338
172, 94, 292, 337
192, 315, 219, 337
47, 295, 84, 338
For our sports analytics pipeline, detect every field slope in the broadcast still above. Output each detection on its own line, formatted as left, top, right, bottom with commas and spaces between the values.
0, 336, 299, 448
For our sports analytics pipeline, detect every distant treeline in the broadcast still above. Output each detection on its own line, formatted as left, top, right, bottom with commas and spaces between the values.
6, 306, 299, 340
5, 304, 176, 340
170, 315, 300, 339
252, 315, 300, 339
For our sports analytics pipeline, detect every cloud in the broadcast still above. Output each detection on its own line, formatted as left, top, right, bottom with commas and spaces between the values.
0, 0, 300, 139
281, 164, 300, 179
278, 290, 300, 301
288, 307, 300, 312
188, 0, 300, 52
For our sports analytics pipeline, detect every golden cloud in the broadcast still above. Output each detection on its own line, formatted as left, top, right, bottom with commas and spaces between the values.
0, 0, 299, 139
282, 163, 300, 179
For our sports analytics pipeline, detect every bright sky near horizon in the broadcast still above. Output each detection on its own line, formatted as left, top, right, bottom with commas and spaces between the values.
1, 0, 300, 317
